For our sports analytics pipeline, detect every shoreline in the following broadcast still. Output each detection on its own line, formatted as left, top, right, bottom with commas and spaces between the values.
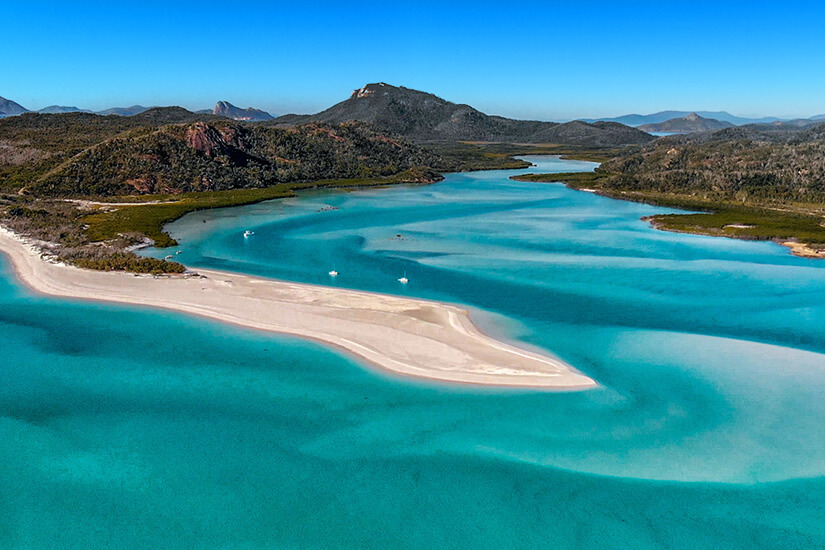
642, 216, 825, 259
511, 172, 825, 260
0, 227, 596, 390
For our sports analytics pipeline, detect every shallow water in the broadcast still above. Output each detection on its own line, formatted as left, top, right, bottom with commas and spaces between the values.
2, 156, 825, 548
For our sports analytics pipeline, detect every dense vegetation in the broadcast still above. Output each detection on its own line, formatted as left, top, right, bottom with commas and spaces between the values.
1, 199, 186, 273
0, 108, 221, 192
600, 141, 825, 204
29, 120, 440, 196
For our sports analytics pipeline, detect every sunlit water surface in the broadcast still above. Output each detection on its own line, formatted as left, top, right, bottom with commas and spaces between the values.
2, 156, 825, 548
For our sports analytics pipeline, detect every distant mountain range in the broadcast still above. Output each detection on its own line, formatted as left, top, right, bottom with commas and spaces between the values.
272, 82, 653, 146
2, 88, 823, 141
0, 96, 28, 116
212, 101, 273, 121
0, 96, 273, 122
37, 105, 92, 114
639, 113, 735, 134
581, 110, 825, 127
583, 111, 787, 126
97, 105, 149, 116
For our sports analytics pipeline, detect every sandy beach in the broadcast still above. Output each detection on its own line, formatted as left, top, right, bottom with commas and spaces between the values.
0, 228, 595, 389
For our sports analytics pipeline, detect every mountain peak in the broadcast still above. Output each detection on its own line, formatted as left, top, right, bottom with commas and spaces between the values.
351, 82, 393, 99
638, 113, 734, 134
98, 105, 148, 116
273, 84, 653, 146
213, 101, 273, 122
39, 105, 90, 114
0, 95, 30, 116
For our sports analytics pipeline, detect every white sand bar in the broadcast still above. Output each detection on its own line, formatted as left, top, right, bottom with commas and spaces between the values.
0, 228, 595, 389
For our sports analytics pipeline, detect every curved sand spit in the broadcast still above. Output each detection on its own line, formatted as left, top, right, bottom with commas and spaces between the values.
0, 228, 595, 389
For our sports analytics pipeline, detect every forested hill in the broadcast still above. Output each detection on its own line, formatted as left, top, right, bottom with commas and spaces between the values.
0, 108, 220, 190
29, 120, 441, 197
273, 82, 655, 147
0, 108, 446, 197
0, 108, 219, 161
600, 121, 825, 203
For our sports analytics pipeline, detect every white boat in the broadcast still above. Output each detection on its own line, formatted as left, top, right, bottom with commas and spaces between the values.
398, 271, 409, 284
329, 270, 339, 277
244, 230, 254, 238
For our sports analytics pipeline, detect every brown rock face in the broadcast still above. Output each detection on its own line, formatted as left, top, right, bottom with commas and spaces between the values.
126, 175, 157, 194
217, 125, 251, 149
185, 122, 228, 156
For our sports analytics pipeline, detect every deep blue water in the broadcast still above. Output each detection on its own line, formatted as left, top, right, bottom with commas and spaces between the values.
2, 156, 825, 548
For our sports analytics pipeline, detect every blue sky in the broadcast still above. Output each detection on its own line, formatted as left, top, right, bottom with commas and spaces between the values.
4, 1, 825, 120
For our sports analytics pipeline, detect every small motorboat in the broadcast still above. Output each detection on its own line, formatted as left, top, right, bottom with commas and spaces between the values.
329, 270, 339, 277
244, 230, 254, 238
398, 271, 409, 284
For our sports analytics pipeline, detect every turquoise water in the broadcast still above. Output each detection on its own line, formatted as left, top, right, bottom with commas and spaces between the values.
3, 156, 825, 548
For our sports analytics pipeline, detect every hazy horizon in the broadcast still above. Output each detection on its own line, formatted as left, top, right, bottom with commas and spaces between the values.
3, 84, 821, 123
6, 1, 825, 120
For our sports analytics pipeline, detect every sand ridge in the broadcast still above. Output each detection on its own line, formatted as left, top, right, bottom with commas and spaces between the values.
0, 228, 596, 389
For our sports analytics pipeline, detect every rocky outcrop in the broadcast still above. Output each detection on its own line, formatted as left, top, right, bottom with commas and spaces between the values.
185, 122, 231, 156
213, 101, 273, 122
